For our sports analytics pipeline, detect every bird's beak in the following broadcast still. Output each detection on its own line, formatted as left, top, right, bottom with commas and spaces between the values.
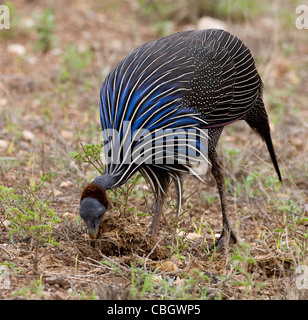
87, 226, 98, 239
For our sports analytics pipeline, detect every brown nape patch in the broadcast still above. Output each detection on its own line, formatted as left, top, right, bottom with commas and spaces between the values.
80, 183, 109, 209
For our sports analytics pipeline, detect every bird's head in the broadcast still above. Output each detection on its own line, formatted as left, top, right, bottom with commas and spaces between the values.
79, 183, 109, 239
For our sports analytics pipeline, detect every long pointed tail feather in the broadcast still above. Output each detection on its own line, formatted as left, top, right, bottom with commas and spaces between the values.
244, 98, 282, 182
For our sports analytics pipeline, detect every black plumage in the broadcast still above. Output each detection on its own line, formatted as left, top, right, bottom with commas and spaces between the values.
79, 29, 281, 251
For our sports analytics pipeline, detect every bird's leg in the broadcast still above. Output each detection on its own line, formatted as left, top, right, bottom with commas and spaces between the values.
150, 194, 165, 237
209, 151, 237, 252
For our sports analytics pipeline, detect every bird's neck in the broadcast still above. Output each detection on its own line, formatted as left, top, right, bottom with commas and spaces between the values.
92, 174, 118, 190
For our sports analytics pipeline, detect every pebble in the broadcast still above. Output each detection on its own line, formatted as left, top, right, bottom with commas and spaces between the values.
197, 16, 227, 30
22, 130, 35, 141
0, 99, 7, 107
20, 18, 35, 28
0, 139, 10, 149
7, 43, 26, 56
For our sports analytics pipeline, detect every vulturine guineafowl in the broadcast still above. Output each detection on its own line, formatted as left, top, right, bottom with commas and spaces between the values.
79, 29, 281, 251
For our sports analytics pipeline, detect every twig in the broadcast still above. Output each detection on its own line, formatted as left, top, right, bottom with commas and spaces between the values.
84, 257, 113, 270
284, 226, 298, 267
0, 245, 13, 258
144, 237, 163, 272
97, 252, 131, 279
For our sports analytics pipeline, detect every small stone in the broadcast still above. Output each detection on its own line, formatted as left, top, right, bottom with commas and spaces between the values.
0, 99, 7, 107
61, 130, 73, 139
197, 16, 227, 30
8, 43, 26, 56
20, 18, 35, 28
0, 139, 10, 149
22, 130, 35, 141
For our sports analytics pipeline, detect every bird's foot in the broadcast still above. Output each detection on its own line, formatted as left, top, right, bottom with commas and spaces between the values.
150, 230, 158, 239
210, 228, 237, 252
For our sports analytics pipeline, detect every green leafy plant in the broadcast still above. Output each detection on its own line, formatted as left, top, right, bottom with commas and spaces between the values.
229, 242, 265, 298
214, 0, 268, 21
130, 264, 211, 299
35, 7, 55, 52
75, 142, 105, 174
203, 194, 218, 205
58, 45, 93, 82
108, 174, 146, 216
13, 275, 45, 299
0, 186, 61, 272
167, 235, 189, 261
0, 262, 22, 275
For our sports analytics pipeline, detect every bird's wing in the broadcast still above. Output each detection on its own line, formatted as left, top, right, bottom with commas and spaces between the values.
183, 29, 261, 127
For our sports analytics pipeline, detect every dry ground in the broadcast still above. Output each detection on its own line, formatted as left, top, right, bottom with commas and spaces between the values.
0, 0, 307, 300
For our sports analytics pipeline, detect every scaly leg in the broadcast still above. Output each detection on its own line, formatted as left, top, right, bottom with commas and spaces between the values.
150, 193, 166, 237
209, 150, 237, 252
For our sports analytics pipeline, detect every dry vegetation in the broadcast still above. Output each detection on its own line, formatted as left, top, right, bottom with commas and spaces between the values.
0, 0, 307, 300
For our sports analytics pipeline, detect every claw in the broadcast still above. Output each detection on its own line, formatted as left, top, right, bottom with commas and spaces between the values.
210, 228, 238, 252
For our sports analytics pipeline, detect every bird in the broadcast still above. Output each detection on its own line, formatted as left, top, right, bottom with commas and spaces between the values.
79, 29, 281, 252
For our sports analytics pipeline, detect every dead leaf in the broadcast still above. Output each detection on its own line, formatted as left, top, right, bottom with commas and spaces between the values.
153, 275, 163, 283
173, 276, 185, 287
154, 261, 178, 272
63, 212, 75, 221
60, 181, 73, 188
53, 189, 63, 197
2, 219, 10, 227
